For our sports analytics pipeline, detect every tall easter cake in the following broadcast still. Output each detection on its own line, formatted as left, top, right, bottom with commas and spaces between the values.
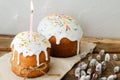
10, 31, 51, 78
38, 14, 83, 57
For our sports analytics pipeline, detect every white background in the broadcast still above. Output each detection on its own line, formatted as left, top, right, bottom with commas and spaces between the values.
0, 0, 120, 39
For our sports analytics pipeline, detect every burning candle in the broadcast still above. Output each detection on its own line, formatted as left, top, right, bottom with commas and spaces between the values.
30, 0, 34, 37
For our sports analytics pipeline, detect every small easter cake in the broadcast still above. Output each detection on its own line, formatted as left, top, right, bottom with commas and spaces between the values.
38, 14, 83, 57
10, 31, 51, 78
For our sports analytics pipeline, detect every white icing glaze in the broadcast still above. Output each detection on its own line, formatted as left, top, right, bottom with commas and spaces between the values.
17, 53, 20, 64
11, 31, 51, 66
37, 14, 83, 55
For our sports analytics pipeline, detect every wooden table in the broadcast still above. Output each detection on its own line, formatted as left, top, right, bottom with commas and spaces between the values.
0, 35, 120, 80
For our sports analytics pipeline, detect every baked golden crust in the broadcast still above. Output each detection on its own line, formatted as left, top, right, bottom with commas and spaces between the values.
49, 36, 77, 58
11, 46, 50, 78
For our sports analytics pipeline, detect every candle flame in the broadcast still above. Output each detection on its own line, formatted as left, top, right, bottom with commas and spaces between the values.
30, 0, 34, 13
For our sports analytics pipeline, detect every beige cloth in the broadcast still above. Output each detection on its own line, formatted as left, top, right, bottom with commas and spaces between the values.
0, 41, 96, 80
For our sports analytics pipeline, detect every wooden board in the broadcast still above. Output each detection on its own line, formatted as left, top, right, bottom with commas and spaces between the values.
0, 35, 13, 51
82, 37, 120, 53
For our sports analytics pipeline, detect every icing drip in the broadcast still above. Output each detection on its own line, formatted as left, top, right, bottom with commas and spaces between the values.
36, 54, 39, 66
17, 53, 20, 64
38, 14, 83, 54
44, 50, 48, 61
11, 31, 51, 66
36, 51, 48, 66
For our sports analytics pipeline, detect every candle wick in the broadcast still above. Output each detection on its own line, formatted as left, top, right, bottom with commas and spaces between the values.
31, 10, 34, 13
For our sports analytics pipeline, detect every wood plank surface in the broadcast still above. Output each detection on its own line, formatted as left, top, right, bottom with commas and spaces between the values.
0, 35, 13, 51
82, 37, 120, 53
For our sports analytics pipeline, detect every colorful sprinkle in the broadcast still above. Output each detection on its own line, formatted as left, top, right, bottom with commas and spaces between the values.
66, 25, 70, 31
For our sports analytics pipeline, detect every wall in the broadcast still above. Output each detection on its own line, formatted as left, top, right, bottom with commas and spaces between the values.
0, 0, 120, 39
